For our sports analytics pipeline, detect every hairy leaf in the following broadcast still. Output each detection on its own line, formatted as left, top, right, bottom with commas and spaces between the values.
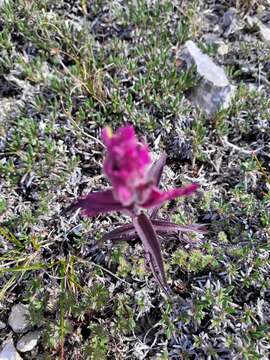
133, 213, 171, 295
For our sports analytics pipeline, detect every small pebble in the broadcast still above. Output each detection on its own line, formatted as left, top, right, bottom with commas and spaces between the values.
217, 43, 229, 56
16, 331, 41, 353
8, 303, 30, 333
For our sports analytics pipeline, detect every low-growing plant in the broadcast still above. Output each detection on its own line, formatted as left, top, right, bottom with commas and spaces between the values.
86, 323, 109, 359
69, 125, 205, 294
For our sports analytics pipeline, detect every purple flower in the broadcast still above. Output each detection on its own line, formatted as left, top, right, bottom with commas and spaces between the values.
70, 125, 205, 295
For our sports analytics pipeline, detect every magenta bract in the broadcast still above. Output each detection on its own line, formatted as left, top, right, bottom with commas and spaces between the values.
102, 125, 151, 206
71, 190, 125, 217
140, 184, 199, 208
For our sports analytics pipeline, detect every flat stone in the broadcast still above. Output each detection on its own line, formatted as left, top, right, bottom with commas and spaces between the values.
16, 331, 41, 352
0, 339, 22, 360
0, 320, 6, 330
176, 40, 236, 115
8, 303, 30, 333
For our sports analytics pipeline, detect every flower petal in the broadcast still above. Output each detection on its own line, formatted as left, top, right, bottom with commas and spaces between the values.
70, 189, 125, 217
141, 184, 199, 209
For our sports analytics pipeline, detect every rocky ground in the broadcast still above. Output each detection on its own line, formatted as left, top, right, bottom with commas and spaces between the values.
0, 0, 270, 359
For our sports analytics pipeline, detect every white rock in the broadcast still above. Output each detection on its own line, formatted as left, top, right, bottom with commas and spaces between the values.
16, 331, 41, 352
257, 5, 265, 14
217, 43, 229, 56
176, 40, 236, 115
0, 320, 6, 329
0, 339, 22, 360
8, 303, 30, 333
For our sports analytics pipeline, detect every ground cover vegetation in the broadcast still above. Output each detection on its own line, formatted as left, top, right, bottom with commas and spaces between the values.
0, 0, 269, 359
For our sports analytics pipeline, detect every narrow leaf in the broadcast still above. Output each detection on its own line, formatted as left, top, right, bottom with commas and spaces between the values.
133, 213, 171, 295
146, 252, 172, 296
102, 224, 136, 241
103, 220, 206, 243
151, 220, 207, 234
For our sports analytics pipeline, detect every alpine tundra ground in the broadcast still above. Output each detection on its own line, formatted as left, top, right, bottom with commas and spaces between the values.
0, 0, 269, 359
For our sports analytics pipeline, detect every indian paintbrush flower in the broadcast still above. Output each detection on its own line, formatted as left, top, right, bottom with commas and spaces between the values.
70, 125, 205, 295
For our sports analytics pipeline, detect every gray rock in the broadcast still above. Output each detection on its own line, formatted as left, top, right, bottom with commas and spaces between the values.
246, 16, 270, 44
16, 331, 41, 352
258, 22, 270, 44
0, 339, 22, 360
222, 8, 243, 38
201, 33, 219, 45
8, 303, 30, 333
0, 320, 6, 330
222, 8, 236, 29
176, 40, 236, 115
